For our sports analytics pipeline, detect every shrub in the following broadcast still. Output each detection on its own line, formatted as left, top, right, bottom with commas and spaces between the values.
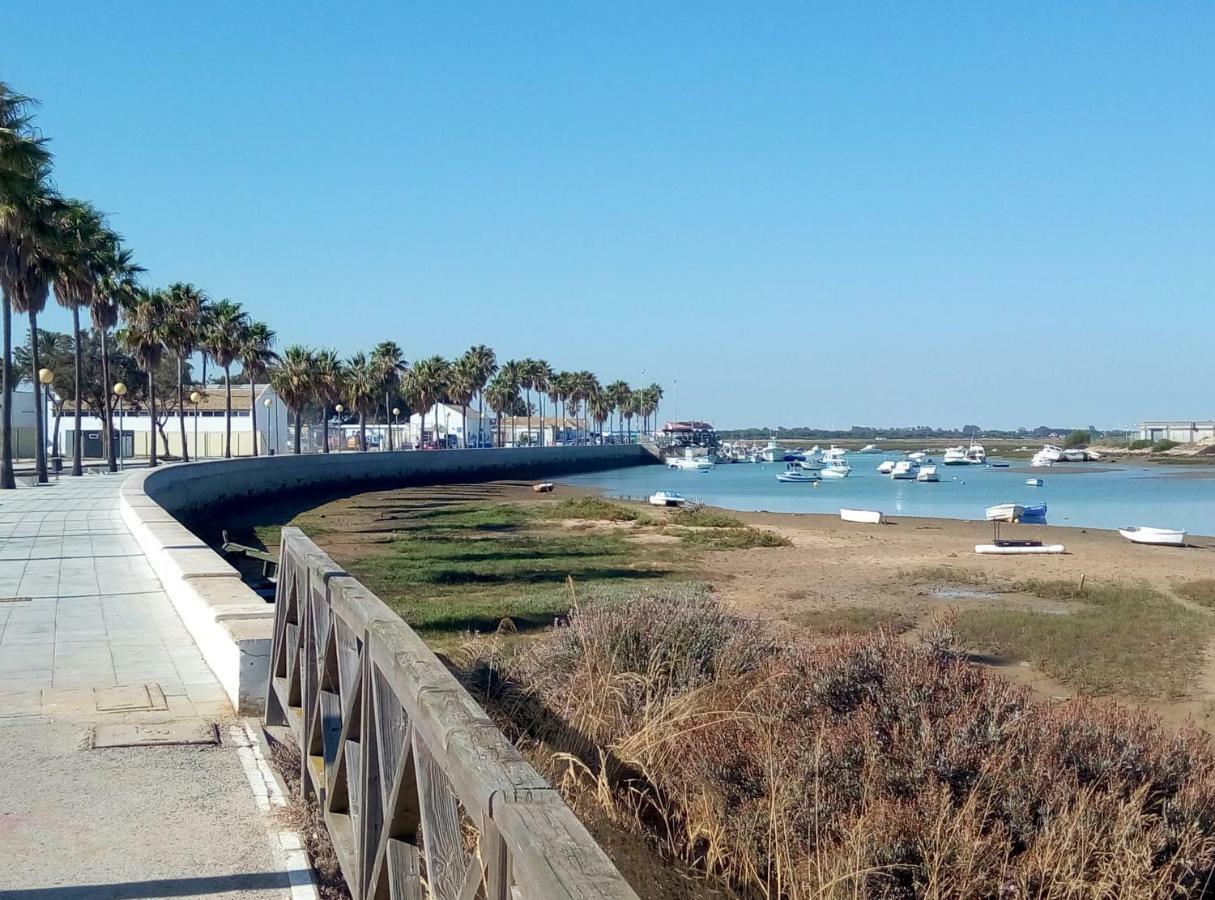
1063, 430, 1091, 448
538, 496, 648, 523
670, 526, 790, 549
466, 590, 1215, 898
669, 505, 744, 528
1152, 439, 1180, 453
1128, 439, 1153, 450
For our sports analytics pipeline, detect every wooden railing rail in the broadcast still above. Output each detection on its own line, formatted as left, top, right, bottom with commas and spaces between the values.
265, 527, 638, 900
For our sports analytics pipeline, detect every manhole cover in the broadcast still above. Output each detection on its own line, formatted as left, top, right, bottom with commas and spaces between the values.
91, 721, 218, 749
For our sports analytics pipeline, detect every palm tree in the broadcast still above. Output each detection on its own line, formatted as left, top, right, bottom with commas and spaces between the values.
312, 349, 342, 453
588, 387, 613, 444
93, 243, 141, 472
405, 356, 451, 447
622, 388, 640, 442
604, 380, 630, 443
641, 382, 664, 434
448, 355, 478, 448
484, 373, 517, 448
162, 282, 207, 462
462, 344, 496, 448
201, 299, 249, 458
0, 82, 51, 488
547, 371, 570, 443
239, 321, 277, 455
118, 287, 169, 467
370, 341, 406, 451
343, 352, 378, 451
530, 360, 552, 447
498, 360, 525, 446
573, 371, 600, 441
50, 199, 110, 476
270, 346, 315, 454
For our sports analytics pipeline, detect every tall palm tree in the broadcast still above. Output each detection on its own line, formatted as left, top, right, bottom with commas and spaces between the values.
484, 373, 517, 448
343, 352, 378, 451
405, 356, 451, 448
239, 321, 277, 456
312, 349, 342, 453
448, 355, 478, 448
93, 243, 141, 472
588, 387, 612, 444
0, 82, 51, 488
270, 346, 315, 454
462, 344, 496, 448
572, 371, 600, 441
370, 341, 406, 451
604, 380, 630, 443
642, 382, 664, 434
50, 199, 109, 476
162, 282, 207, 462
498, 360, 525, 447
201, 298, 249, 458
547, 371, 570, 444
530, 360, 552, 447
118, 287, 169, 467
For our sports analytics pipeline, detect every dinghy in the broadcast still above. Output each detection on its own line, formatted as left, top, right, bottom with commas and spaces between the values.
648, 491, 686, 508
976, 542, 1066, 555
1019, 503, 1047, 523
840, 508, 885, 524
1026, 478, 1044, 487
1118, 526, 1187, 547
821, 459, 851, 478
877, 460, 896, 474
985, 503, 1025, 523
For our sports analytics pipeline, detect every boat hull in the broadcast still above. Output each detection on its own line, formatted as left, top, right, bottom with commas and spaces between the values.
1119, 527, 1186, 546
976, 543, 1066, 555
840, 508, 884, 524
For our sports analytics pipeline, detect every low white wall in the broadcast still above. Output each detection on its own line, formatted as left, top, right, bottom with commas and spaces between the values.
120, 445, 652, 713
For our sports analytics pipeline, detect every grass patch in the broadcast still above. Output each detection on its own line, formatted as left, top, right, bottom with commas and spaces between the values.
902, 564, 990, 584
534, 496, 649, 523
669, 506, 745, 528
1152, 439, 1181, 453
1178, 579, 1215, 608
668, 526, 791, 549
955, 580, 1208, 698
790, 606, 911, 635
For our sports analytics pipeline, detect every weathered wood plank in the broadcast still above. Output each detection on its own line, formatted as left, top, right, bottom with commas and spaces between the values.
386, 839, 425, 900
414, 732, 469, 900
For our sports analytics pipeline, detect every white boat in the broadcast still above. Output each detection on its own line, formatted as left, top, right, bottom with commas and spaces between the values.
759, 441, 784, 463
648, 491, 687, 508
916, 465, 939, 483
976, 542, 1066, 555
985, 503, 1025, 522
1032, 445, 1064, 467
907, 450, 932, 464
942, 446, 969, 466
821, 459, 851, 478
857, 444, 881, 454
840, 508, 885, 524
1062, 448, 1087, 463
776, 463, 821, 483
1118, 526, 1187, 547
667, 452, 714, 471
822, 446, 848, 462
1025, 478, 1044, 487
877, 460, 896, 474
966, 442, 987, 464
890, 460, 919, 480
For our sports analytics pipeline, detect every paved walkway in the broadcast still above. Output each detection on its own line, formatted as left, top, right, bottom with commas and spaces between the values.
0, 472, 308, 899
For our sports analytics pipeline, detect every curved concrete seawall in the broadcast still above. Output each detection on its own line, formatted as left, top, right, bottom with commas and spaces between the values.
118, 445, 653, 712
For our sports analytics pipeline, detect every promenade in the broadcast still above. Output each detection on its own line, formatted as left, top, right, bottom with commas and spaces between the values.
0, 471, 308, 899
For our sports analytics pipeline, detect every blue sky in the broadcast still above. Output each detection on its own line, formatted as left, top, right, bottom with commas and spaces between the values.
6, 3, 1214, 430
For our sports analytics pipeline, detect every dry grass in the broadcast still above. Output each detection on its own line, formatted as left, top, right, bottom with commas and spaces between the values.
461, 588, 1215, 899
1179, 579, 1215, 608
667, 526, 791, 550
790, 606, 913, 635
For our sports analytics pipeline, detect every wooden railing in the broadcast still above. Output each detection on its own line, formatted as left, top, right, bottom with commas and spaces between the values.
266, 527, 639, 900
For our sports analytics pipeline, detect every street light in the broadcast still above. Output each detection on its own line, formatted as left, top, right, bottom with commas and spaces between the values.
392, 407, 400, 451
264, 397, 274, 454
113, 382, 127, 469
335, 404, 344, 452
190, 390, 202, 460
38, 368, 54, 475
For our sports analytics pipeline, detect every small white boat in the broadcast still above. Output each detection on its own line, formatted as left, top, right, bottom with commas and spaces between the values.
1031, 445, 1064, 467
1062, 448, 1087, 463
821, 459, 851, 478
907, 450, 931, 464
777, 463, 821, 483
648, 491, 687, 508
890, 460, 919, 480
1119, 526, 1187, 547
942, 446, 969, 466
840, 508, 885, 524
976, 542, 1066, 555
916, 465, 939, 483
985, 503, 1025, 522
877, 460, 896, 475
822, 446, 848, 462
857, 444, 881, 454
966, 442, 987, 464
1026, 478, 1044, 487
667, 456, 714, 471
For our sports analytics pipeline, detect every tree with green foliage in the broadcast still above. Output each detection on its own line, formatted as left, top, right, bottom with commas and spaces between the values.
271, 345, 316, 454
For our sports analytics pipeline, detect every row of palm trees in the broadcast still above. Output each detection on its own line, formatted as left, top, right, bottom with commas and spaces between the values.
1, 80, 665, 484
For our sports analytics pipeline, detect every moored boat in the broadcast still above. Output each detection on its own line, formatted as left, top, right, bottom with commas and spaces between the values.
857, 444, 881, 454
667, 456, 714, 471
891, 460, 919, 480
648, 491, 687, 507
942, 446, 968, 466
985, 503, 1025, 522
966, 442, 987, 464
1118, 526, 1187, 547
916, 465, 940, 482
840, 508, 885, 524
821, 459, 851, 478
877, 460, 896, 474
1026, 478, 1044, 487
759, 441, 784, 463
777, 463, 821, 483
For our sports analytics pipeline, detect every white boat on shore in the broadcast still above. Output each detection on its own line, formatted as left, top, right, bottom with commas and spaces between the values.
1062, 448, 1087, 463
916, 465, 939, 482
1031, 445, 1064, 467
1119, 526, 1187, 547
648, 491, 687, 507
877, 460, 896, 474
985, 503, 1025, 522
857, 444, 881, 454
976, 542, 1066, 555
840, 508, 885, 524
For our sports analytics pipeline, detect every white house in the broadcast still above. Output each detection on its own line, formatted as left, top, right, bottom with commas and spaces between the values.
56, 383, 292, 459
407, 403, 491, 448
1138, 421, 1215, 444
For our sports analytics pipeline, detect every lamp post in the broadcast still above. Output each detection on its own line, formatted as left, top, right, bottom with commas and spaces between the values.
264, 397, 274, 454
334, 404, 344, 451
189, 391, 202, 459
113, 382, 127, 469
392, 407, 400, 452
38, 368, 54, 476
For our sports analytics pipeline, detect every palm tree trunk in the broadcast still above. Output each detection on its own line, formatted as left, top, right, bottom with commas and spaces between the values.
100, 328, 116, 473
177, 355, 189, 463
385, 390, 392, 451
148, 367, 158, 468
322, 406, 329, 453
223, 366, 232, 458
28, 309, 46, 483
359, 412, 367, 451
539, 394, 545, 447
526, 390, 532, 447
293, 409, 301, 454
462, 404, 467, 449
71, 307, 84, 476
250, 374, 259, 456
1, 296, 14, 489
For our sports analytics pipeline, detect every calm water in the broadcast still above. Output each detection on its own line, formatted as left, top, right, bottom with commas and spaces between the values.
562, 454, 1215, 536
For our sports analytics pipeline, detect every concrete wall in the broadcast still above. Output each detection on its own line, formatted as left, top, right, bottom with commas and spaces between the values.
120, 445, 653, 713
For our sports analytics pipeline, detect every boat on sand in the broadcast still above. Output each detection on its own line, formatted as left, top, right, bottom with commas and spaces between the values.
985, 503, 1025, 522
1119, 526, 1186, 547
976, 542, 1066, 555
648, 491, 686, 508
840, 508, 884, 524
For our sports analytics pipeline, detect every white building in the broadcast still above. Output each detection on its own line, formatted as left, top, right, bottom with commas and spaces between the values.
406, 403, 491, 448
1138, 421, 1215, 444
56, 384, 292, 459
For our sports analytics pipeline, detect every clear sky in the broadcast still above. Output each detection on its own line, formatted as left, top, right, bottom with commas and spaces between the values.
6, 3, 1214, 430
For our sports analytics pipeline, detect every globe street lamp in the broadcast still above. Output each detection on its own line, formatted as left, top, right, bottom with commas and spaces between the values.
113, 382, 128, 469
264, 397, 274, 454
335, 404, 344, 452
190, 391, 202, 459
392, 407, 400, 452
38, 368, 54, 476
